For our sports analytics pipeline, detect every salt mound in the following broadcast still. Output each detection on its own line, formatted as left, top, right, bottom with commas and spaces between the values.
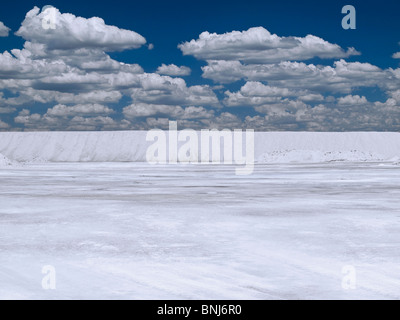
257, 149, 385, 163
0, 131, 399, 163
0, 153, 13, 167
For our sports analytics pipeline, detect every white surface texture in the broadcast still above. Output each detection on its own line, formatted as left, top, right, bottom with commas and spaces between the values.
0, 162, 399, 299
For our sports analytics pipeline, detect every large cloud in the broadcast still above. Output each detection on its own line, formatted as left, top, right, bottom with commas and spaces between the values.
16, 7, 146, 51
201, 59, 388, 92
179, 27, 359, 64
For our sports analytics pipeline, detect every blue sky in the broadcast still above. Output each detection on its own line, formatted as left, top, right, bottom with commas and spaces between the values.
0, 0, 400, 131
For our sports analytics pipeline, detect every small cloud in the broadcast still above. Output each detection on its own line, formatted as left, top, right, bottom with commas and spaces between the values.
148, 43, 154, 50
212, 85, 225, 90
0, 119, 9, 128
0, 107, 17, 114
156, 63, 191, 76
41, 5, 55, 12
0, 21, 10, 37
392, 52, 400, 59
337, 95, 368, 106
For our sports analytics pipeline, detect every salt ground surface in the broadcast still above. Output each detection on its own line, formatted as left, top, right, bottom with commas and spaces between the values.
0, 162, 399, 299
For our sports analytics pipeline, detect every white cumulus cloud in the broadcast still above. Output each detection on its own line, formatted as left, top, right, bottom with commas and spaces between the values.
16, 7, 146, 51
392, 52, 400, 59
46, 104, 114, 117
156, 64, 191, 76
123, 103, 214, 120
0, 119, 9, 128
0, 21, 10, 37
179, 27, 359, 64
337, 95, 368, 106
